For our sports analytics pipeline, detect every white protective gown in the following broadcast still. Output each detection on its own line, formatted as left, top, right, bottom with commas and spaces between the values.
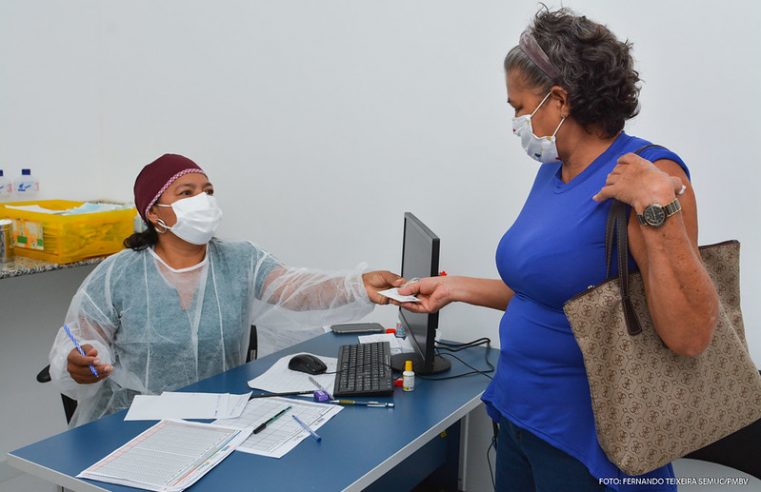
49, 238, 373, 426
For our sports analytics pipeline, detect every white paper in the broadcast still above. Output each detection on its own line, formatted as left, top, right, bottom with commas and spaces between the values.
357, 333, 415, 356
125, 392, 251, 421
215, 397, 342, 458
378, 288, 420, 303
247, 352, 336, 394
78, 419, 253, 492
4, 204, 68, 214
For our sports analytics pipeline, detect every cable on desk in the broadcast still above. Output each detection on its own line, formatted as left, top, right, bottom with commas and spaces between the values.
418, 338, 495, 381
435, 337, 491, 351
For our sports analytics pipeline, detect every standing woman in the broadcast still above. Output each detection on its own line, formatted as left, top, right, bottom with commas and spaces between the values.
398, 8, 719, 491
49, 154, 401, 426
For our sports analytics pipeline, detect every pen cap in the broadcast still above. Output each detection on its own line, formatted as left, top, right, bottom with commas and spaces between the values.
404, 360, 413, 372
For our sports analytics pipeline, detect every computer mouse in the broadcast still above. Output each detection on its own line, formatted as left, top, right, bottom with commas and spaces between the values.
288, 354, 328, 375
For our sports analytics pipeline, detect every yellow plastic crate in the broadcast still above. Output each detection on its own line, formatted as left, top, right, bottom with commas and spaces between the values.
0, 200, 137, 264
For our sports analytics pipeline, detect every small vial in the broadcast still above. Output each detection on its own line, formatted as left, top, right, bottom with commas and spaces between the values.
395, 321, 406, 338
402, 360, 415, 392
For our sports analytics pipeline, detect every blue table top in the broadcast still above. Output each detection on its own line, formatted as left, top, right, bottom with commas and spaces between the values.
9, 333, 496, 491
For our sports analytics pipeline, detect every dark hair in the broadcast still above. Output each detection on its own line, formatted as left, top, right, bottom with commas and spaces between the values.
505, 6, 640, 138
123, 222, 159, 251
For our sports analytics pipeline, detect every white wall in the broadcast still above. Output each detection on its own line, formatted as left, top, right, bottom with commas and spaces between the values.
1, 1, 760, 490
2, 1, 759, 361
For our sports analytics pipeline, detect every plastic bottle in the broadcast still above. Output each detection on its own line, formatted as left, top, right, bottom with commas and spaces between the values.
0, 170, 12, 201
395, 320, 406, 338
14, 168, 39, 199
403, 360, 415, 392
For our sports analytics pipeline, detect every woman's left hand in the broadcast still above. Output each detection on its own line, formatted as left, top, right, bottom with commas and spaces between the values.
362, 270, 404, 305
592, 152, 685, 212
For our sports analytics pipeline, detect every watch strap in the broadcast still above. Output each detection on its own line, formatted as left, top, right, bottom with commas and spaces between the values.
663, 198, 681, 217
636, 198, 681, 226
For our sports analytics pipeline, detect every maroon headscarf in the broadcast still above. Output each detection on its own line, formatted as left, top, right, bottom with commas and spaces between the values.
134, 154, 206, 222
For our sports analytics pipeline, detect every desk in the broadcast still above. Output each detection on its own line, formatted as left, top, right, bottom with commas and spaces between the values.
8, 332, 496, 491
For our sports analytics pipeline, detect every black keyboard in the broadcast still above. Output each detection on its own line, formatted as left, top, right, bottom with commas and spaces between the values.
333, 341, 393, 397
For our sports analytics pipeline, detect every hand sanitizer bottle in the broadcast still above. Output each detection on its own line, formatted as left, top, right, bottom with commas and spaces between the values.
0, 170, 12, 201
403, 360, 415, 392
14, 168, 39, 199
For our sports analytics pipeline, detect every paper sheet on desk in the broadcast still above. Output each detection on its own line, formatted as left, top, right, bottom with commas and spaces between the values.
215, 397, 341, 458
78, 419, 253, 492
358, 333, 415, 356
124, 392, 251, 421
247, 352, 336, 393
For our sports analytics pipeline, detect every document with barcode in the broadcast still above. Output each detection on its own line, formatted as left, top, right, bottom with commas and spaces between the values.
77, 419, 253, 491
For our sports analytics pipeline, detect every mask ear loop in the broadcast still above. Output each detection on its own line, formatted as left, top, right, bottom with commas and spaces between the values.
154, 218, 170, 234
551, 116, 566, 137
530, 92, 553, 117
152, 203, 173, 234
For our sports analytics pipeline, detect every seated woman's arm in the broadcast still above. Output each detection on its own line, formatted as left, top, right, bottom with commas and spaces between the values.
49, 270, 118, 402
248, 245, 400, 330
49, 320, 115, 402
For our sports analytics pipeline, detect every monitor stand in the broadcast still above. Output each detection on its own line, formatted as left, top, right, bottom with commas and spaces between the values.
391, 353, 451, 375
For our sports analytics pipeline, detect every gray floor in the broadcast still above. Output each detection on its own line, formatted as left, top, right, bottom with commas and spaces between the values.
672, 459, 761, 491
0, 471, 58, 492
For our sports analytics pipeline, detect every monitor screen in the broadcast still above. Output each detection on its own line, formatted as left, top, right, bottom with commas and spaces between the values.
398, 212, 440, 372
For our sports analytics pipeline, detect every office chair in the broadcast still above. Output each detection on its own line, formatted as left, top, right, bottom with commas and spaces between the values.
36, 325, 259, 424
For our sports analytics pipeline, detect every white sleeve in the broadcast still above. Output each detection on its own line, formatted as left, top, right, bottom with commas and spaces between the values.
246, 244, 374, 354
251, 263, 374, 329
48, 263, 118, 402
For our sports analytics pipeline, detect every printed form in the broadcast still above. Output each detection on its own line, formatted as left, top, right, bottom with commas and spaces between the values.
214, 397, 341, 458
78, 420, 253, 492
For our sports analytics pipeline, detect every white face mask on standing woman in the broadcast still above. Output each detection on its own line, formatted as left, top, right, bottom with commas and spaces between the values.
512, 92, 566, 164
156, 192, 223, 245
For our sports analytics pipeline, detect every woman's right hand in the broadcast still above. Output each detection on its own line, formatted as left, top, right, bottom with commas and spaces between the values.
67, 345, 113, 384
396, 276, 454, 313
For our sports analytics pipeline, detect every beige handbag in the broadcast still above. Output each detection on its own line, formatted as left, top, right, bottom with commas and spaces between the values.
563, 196, 761, 476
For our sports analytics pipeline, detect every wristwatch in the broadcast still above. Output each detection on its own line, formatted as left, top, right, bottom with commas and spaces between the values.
637, 198, 681, 227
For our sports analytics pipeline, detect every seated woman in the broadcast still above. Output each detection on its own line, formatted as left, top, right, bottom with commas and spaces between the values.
49, 153, 401, 426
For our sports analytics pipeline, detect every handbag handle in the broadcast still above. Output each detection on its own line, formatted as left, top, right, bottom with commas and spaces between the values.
604, 144, 665, 336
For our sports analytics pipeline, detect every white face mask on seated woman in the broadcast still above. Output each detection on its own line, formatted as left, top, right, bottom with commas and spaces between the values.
512, 91, 566, 164
156, 192, 223, 245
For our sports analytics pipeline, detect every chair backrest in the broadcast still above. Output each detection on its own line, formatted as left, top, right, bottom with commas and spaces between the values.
247, 325, 258, 363
39, 325, 259, 425
34, 365, 78, 424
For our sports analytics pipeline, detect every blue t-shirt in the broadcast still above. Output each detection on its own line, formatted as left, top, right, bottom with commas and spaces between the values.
483, 133, 689, 491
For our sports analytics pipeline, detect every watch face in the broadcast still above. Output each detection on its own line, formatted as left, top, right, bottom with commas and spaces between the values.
643, 205, 666, 227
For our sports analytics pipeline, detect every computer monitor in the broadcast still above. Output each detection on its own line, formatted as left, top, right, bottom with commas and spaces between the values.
390, 212, 451, 375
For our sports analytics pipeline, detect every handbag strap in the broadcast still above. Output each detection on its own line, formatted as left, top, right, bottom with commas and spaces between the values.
604, 144, 666, 336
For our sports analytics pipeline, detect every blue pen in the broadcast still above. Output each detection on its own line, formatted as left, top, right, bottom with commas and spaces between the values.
63, 324, 99, 378
292, 414, 321, 442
